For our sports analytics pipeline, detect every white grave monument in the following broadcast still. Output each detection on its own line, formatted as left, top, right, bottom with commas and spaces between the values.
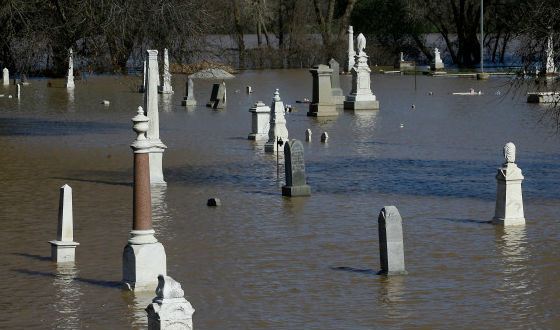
305, 129, 312, 142
321, 132, 329, 142
378, 206, 406, 275
159, 48, 173, 94
431, 48, 445, 71
66, 48, 75, 89
181, 78, 197, 106
346, 26, 355, 72
493, 142, 525, 226
146, 275, 195, 330
264, 89, 289, 152
248, 101, 271, 140
2, 68, 8, 86
328, 58, 345, 105
546, 32, 555, 75
307, 64, 338, 117
344, 33, 379, 110
16, 83, 20, 99
145, 50, 167, 185
49, 184, 79, 263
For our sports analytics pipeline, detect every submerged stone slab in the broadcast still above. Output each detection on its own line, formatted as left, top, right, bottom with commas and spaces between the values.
378, 206, 406, 275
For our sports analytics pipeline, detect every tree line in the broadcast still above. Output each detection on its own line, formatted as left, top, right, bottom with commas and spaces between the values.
0, 0, 554, 76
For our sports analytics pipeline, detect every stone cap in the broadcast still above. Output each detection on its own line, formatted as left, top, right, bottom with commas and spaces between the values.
154, 275, 185, 300
49, 240, 79, 246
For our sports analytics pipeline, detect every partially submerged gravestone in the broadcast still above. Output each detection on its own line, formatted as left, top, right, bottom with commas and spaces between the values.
182, 78, 197, 106
2, 68, 8, 86
378, 206, 406, 275
328, 58, 345, 105
493, 142, 525, 226
146, 275, 195, 330
49, 184, 79, 263
123, 106, 167, 291
282, 139, 311, 197
248, 101, 271, 140
307, 64, 338, 117
207, 82, 226, 109
207, 198, 221, 207
264, 89, 289, 152
159, 48, 173, 94
144, 50, 167, 185
16, 83, 20, 99
431, 48, 445, 71
344, 33, 379, 110
66, 48, 75, 89
305, 129, 312, 142
320, 132, 328, 142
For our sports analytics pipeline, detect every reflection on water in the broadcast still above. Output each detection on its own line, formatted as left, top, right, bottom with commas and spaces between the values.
123, 291, 153, 329
495, 225, 534, 321
377, 276, 411, 322
67, 89, 75, 111
151, 184, 171, 238
53, 263, 81, 330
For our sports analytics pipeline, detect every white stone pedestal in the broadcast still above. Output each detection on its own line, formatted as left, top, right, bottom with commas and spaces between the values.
149, 148, 167, 186
493, 142, 525, 226
308, 64, 338, 117
50, 241, 79, 263
248, 101, 270, 140
344, 33, 379, 110
264, 89, 289, 153
123, 230, 167, 291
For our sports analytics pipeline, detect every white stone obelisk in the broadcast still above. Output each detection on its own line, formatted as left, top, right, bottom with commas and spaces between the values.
145, 50, 167, 185
264, 89, 289, 152
2, 68, 8, 86
49, 184, 79, 263
66, 48, 75, 89
346, 26, 355, 72
493, 142, 525, 226
159, 48, 173, 94
546, 33, 555, 75
344, 33, 379, 110
146, 275, 195, 330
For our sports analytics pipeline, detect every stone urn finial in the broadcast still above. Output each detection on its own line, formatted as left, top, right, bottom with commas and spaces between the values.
132, 106, 149, 141
504, 142, 516, 163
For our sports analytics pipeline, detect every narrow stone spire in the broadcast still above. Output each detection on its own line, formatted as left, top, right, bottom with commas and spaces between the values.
49, 184, 79, 263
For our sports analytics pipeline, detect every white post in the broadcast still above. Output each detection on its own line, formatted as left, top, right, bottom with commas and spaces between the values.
2, 68, 8, 86
145, 50, 167, 185
66, 48, 75, 89
346, 26, 355, 72
480, 0, 484, 73
49, 184, 79, 263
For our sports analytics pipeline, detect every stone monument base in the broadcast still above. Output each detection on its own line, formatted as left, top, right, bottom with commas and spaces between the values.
149, 151, 167, 186
343, 100, 379, 110
282, 184, 311, 197
49, 240, 79, 262
181, 99, 197, 106
476, 72, 490, 80
307, 104, 338, 117
332, 95, 345, 105
492, 216, 525, 226
377, 269, 408, 276
123, 242, 167, 291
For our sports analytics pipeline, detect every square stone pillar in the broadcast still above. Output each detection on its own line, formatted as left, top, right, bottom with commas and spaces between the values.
493, 142, 525, 226
308, 64, 338, 117
248, 101, 271, 140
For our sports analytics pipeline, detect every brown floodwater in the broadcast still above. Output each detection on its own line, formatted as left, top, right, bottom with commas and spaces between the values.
0, 70, 559, 329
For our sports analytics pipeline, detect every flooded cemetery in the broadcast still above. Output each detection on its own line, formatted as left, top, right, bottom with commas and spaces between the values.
0, 64, 559, 328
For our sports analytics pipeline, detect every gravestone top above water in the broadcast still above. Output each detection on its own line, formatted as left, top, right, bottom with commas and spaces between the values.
378, 206, 406, 275
285, 139, 306, 187
504, 142, 516, 163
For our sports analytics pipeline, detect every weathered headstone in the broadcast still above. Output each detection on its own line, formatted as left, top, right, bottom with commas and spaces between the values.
320, 132, 328, 142
248, 101, 271, 140
264, 89, 289, 152
181, 78, 197, 106
246, 85, 252, 94
146, 275, 195, 330
16, 83, 20, 99
431, 48, 445, 71
207, 198, 221, 207
282, 139, 311, 197
2, 68, 8, 86
49, 184, 79, 263
378, 206, 406, 275
123, 106, 167, 291
307, 64, 338, 117
159, 48, 173, 94
344, 33, 379, 110
346, 26, 355, 73
206, 83, 220, 107
214, 81, 226, 109
144, 50, 167, 185
305, 129, 312, 142
328, 58, 345, 105
66, 48, 75, 89
493, 142, 525, 226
